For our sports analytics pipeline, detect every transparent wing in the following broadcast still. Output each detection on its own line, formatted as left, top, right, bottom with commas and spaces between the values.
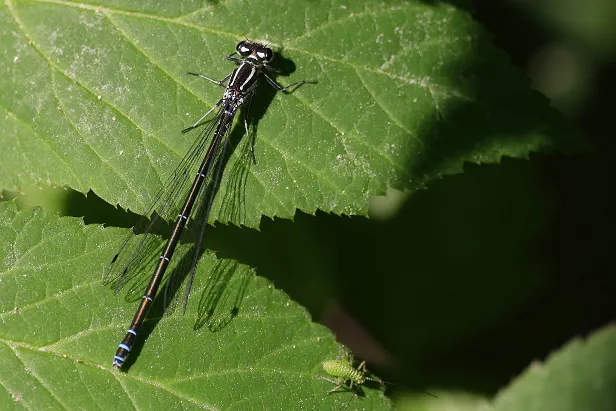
162, 118, 235, 315
216, 128, 254, 224
102, 107, 224, 298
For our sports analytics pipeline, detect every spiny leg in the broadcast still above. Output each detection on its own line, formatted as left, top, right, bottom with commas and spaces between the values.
186, 71, 231, 87
338, 345, 354, 364
225, 50, 242, 64
262, 72, 312, 93
357, 360, 367, 374
318, 376, 349, 394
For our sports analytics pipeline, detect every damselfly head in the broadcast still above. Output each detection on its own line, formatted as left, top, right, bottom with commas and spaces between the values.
256, 47, 274, 63
236, 41, 274, 63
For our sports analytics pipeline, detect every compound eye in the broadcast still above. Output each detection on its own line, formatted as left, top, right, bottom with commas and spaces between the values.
257, 48, 274, 63
236, 41, 252, 56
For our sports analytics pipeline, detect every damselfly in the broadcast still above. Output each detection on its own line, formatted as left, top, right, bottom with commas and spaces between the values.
104, 40, 308, 369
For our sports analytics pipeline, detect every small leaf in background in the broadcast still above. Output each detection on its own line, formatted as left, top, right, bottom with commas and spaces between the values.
390, 325, 616, 411
492, 325, 616, 411
394, 390, 493, 411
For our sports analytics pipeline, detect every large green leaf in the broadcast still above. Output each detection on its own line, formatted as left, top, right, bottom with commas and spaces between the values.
0, 0, 582, 228
0, 201, 393, 409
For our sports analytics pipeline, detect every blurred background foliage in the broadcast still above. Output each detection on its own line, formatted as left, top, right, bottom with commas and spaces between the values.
3, 0, 614, 408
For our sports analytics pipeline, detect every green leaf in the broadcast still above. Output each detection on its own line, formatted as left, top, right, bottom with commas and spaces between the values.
0, 201, 393, 409
0, 0, 583, 228
492, 325, 616, 411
